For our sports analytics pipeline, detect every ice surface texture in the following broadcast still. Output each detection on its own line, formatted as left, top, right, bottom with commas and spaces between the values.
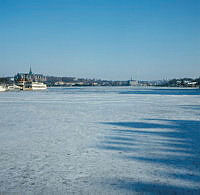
0, 87, 200, 194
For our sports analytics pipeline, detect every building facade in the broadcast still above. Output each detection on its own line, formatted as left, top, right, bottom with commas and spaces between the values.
14, 67, 46, 83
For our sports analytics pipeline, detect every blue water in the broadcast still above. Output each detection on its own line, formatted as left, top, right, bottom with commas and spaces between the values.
50, 86, 200, 95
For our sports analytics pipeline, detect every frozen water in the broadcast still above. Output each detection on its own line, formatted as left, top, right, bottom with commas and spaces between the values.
0, 87, 200, 194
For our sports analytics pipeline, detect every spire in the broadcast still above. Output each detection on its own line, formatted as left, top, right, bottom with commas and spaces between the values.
29, 66, 32, 75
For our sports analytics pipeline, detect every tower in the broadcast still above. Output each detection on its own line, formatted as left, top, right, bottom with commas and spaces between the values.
29, 66, 33, 75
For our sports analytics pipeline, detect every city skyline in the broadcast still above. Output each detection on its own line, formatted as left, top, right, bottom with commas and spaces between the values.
0, 0, 200, 80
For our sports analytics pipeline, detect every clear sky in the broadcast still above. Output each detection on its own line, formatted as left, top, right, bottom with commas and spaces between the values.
0, 0, 200, 80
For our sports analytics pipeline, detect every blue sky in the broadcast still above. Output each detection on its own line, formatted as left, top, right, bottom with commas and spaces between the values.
0, 0, 199, 80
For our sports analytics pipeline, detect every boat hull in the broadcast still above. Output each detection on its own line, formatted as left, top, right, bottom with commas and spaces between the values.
22, 82, 47, 90
0, 86, 6, 92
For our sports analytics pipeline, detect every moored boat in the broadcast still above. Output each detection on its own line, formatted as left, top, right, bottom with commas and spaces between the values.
23, 81, 47, 90
7, 84, 21, 91
0, 85, 6, 92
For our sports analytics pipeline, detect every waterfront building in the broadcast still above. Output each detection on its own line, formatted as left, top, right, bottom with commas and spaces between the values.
14, 67, 47, 90
14, 67, 46, 83
129, 77, 138, 86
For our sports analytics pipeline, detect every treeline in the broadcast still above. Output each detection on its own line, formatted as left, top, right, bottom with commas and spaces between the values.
45, 76, 129, 86
0, 77, 13, 84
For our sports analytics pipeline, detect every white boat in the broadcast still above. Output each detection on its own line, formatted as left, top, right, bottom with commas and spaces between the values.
0, 85, 6, 92
23, 82, 47, 90
7, 84, 21, 91
16, 81, 25, 90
